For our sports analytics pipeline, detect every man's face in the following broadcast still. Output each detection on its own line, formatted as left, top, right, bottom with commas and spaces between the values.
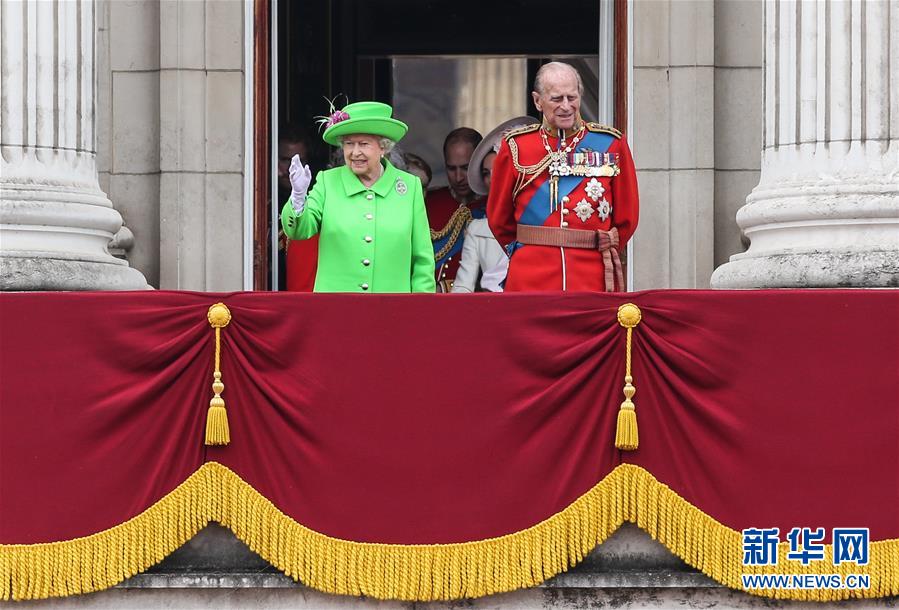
278, 140, 309, 191
532, 69, 581, 131
445, 141, 476, 199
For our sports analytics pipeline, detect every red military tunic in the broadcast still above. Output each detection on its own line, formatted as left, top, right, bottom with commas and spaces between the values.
285, 234, 319, 292
487, 123, 638, 291
426, 186, 485, 291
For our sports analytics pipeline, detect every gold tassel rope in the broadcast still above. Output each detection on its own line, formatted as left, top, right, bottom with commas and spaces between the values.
205, 303, 232, 446
3, 462, 895, 602
615, 303, 642, 450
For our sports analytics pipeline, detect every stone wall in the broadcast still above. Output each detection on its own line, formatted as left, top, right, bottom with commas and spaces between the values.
631, 0, 715, 289
713, 0, 763, 269
630, 0, 762, 289
96, 0, 246, 290
96, 0, 161, 287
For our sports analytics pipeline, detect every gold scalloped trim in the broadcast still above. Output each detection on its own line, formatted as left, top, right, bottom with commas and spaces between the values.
0, 464, 215, 601
1, 462, 896, 601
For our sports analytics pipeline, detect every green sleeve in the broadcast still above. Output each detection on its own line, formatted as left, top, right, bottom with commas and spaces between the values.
280, 172, 325, 240
409, 177, 436, 293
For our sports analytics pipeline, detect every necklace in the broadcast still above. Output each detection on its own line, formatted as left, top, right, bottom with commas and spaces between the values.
541, 125, 585, 163
542, 125, 585, 212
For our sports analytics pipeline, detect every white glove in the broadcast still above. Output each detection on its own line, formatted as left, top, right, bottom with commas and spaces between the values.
289, 154, 312, 213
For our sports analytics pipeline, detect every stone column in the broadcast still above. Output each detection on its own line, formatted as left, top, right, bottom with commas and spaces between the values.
712, 0, 899, 288
0, 0, 147, 290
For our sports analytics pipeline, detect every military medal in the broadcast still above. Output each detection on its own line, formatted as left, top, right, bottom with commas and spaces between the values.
597, 198, 612, 221
585, 178, 604, 202
574, 199, 594, 223
542, 126, 585, 212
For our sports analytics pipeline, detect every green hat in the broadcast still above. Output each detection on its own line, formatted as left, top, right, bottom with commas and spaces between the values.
321, 101, 408, 147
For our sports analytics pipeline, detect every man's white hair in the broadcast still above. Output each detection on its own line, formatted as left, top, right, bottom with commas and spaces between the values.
533, 62, 584, 97
336, 134, 396, 153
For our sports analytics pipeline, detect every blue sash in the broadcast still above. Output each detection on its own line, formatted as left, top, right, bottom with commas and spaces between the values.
517, 131, 615, 228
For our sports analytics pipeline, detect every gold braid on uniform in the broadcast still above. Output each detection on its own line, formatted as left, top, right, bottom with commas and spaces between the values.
585, 122, 623, 137
430, 205, 473, 262
504, 125, 554, 199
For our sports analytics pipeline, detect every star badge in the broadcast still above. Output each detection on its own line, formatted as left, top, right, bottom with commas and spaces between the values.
597, 198, 612, 221
574, 199, 594, 222
585, 178, 605, 202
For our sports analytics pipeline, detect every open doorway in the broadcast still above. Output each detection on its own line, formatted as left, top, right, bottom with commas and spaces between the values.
262, 0, 620, 290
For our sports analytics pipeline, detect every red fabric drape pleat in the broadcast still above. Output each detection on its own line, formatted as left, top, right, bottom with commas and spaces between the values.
0, 293, 211, 543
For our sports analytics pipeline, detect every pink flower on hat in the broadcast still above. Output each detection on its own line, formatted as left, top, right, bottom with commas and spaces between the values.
314, 95, 350, 132
326, 110, 350, 128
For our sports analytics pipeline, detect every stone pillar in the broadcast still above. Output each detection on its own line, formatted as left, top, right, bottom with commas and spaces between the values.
712, 0, 899, 288
0, 0, 147, 290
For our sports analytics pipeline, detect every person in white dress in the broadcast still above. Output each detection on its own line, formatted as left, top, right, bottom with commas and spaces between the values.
451, 116, 536, 293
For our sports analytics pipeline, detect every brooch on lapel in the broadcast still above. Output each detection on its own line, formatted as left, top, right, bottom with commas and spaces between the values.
395, 179, 408, 195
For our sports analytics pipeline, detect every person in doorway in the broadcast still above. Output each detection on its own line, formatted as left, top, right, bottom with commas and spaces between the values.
278, 125, 319, 292
451, 117, 536, 293
487, 62, 639, 292
403, 153, 432, 191
426, 127, 484, 292
281, 101, 434, 293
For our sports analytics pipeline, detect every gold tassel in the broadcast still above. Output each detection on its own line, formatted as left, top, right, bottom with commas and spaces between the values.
205, 376, 230, 445
615, 303, 642, 451
205, 303, 232, 446
615, 376, 638, 450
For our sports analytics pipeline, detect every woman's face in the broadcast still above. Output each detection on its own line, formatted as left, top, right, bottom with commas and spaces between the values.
342, 134, 385, 179
481, 151, 497, 192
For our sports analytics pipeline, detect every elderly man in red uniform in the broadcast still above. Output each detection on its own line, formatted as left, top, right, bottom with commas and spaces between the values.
487, 62, 639, 291
427, 127, 484, 292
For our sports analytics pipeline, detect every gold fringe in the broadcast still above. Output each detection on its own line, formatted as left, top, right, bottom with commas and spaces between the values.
0, 465, 215, 601
2, 463, 897, 602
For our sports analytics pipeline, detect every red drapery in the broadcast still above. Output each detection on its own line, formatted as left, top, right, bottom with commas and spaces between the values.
1, 290, 897, 600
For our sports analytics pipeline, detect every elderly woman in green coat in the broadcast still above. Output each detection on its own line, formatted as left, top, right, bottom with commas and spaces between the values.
281, 102, 435, 293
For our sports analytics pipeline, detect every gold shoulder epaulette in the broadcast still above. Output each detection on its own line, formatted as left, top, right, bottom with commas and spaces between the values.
503, 123, 540, 141
586, 122, 622, 138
